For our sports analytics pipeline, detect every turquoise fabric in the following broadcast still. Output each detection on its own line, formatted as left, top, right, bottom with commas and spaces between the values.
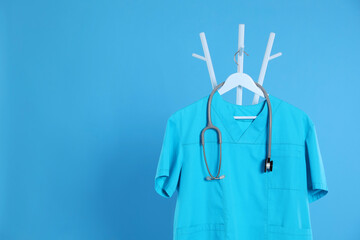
154, 91, 328, 240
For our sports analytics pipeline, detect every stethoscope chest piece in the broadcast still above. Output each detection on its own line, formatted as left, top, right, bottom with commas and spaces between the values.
264, 157, 273, 172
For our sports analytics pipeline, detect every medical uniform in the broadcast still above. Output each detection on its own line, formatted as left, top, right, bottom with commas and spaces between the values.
154, 91, 328, 240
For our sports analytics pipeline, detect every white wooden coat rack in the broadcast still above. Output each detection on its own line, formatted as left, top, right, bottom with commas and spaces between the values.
192, 24, 282, 106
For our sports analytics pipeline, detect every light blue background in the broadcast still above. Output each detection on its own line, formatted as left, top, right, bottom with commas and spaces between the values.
0, 0, 359, 239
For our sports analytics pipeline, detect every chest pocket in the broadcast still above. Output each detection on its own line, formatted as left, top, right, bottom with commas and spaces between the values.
268, 147, 305, 190
267, 147, 312, 237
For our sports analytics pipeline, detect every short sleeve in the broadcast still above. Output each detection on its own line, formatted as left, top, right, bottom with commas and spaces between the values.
154, 115, 183, 198
305, 119, 328, 203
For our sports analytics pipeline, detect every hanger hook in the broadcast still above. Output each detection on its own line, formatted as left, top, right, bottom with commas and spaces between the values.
234, 48, 249, 66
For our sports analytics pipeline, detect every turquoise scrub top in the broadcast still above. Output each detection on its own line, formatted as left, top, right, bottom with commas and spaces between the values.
154, 91, 328, 240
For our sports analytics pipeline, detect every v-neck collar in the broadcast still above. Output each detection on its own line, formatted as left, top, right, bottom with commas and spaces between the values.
210, 91, 279, 143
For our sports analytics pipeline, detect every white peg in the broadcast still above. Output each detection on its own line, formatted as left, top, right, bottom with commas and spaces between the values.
192, 53, 206, 61
252, 32, 282, 104
192, 32, 217, 89
269, 52, 282, 60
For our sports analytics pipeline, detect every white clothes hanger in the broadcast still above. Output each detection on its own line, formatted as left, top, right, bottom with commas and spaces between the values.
217, 24, 264, 119
217, 73, 264, 99
217, 65, 264, 120
192, 24, 282, 119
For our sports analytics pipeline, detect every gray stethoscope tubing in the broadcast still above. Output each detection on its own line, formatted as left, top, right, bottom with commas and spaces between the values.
200, 81, 273, 181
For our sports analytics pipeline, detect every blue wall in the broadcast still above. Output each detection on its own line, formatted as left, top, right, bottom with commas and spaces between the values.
0, 0, 359, 239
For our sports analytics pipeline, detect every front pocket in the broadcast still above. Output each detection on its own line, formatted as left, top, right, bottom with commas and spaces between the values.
176, 223, 225, 240
269, 148, 305, 190
268, 188, 312, 239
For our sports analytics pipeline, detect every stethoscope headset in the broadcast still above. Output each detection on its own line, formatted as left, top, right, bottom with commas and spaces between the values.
200, 80, 273, 181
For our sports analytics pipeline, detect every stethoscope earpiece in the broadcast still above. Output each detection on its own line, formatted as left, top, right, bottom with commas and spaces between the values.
205, 175, 225, 181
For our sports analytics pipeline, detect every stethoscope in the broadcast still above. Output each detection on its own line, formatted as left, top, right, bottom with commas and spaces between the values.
200, 81, 273, 181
